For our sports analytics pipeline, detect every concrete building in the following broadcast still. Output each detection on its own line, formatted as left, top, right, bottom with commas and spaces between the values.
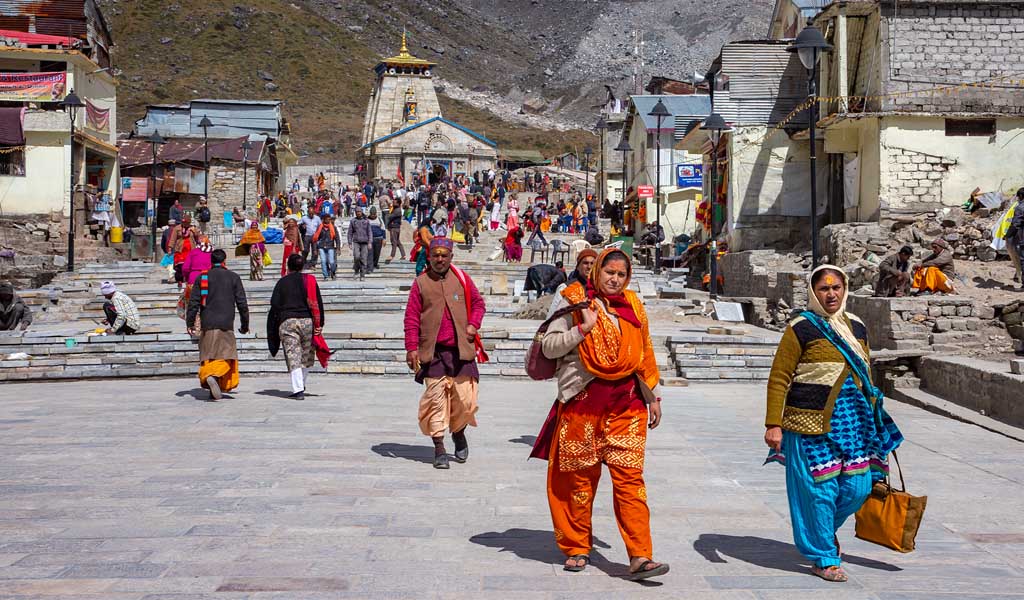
621, 95, 710, 240
677, 40, 816, 251
0, 22, 119, 271
358, 34, 497, 184
802, 0, 1024, 222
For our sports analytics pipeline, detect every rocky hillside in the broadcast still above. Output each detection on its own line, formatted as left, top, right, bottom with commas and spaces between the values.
99, 0, 772, 157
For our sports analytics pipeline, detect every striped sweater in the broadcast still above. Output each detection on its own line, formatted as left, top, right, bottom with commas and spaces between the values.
765, 313, 871, 435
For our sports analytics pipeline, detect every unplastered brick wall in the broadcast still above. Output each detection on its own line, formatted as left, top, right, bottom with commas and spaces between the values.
882, 4, 1024, 114
883, 146, 956, 208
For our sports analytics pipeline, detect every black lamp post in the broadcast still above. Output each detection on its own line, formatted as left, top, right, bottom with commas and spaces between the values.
60, 89, 85, 272
614, 137, 631, 233
146, 130, 167, 262
701, 113, 730, 299
788, 24, 832, 269
595, 116, 608, 207
241, 139, 253, 212
198, 115, 212, 197
648, 98, 671, 273
583, 146, 593, 202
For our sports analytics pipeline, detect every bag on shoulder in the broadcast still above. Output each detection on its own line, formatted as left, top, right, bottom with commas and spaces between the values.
525, 300, 590, 380
854, 452, 927, 553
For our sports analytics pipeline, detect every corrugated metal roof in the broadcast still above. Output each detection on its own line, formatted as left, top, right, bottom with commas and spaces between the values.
713, 42, 808, 126
0, 0, 84, 19
119, 136, 265, 168
629, 95, 712, 131
135, 99, 285, 139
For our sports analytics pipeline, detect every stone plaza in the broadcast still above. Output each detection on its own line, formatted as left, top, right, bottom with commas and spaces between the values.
0, 375, 1022, 599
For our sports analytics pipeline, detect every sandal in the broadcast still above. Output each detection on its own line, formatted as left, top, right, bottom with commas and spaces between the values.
563, 554, 589, 572
811, 565, 848, 582
628, 560, 670, 581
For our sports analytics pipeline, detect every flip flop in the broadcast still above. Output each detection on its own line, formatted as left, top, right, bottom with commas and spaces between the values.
628, 560, 669, 581
563, 555, 589, 572
811, 565, 848, 582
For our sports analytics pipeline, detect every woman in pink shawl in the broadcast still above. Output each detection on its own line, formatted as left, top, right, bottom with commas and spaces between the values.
506, 194, 520, 230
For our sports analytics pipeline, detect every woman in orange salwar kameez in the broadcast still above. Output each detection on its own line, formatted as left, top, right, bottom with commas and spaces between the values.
530, 248, 669, 581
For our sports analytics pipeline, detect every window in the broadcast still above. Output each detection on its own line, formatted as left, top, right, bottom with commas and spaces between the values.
945, 119, 995, 137
0, 146, 25, 176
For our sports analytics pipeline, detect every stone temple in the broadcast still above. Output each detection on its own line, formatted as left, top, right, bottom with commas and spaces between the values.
358, 34, 497, 185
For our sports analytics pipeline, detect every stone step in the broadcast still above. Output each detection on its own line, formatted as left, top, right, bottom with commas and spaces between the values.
678, 367, 771, 381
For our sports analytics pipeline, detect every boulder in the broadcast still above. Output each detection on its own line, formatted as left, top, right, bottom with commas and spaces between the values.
521, 96, 547, 114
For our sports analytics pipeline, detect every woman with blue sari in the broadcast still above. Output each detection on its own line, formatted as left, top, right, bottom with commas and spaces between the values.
765, 265, 903, 582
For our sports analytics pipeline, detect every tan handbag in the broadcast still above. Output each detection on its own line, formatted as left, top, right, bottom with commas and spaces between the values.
854, 452, 927, 552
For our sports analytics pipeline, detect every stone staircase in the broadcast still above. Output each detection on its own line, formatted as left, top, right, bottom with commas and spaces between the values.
2, 218, 783, 385
667, 327, 781, 383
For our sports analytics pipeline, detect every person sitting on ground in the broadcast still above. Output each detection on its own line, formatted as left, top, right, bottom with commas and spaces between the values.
0, 282, 31, 331
912, 238, 955, 294
99, 281, 140, 335
584, 226, 604, 247
640, 222, 665, 247
874, 246, 914, 298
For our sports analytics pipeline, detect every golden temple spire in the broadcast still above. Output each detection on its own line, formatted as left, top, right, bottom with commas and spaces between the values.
400, 29, 409, 57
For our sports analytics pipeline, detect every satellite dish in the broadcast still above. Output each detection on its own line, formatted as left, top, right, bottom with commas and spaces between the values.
388, 67, 397, 75
423, 69, 431, 77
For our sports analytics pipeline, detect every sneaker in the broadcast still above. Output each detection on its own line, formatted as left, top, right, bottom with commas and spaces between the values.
206, 376, 222, 401
288, 390, 305, 400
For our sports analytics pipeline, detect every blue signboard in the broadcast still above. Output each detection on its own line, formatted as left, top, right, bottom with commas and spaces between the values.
676, 164, 703, 189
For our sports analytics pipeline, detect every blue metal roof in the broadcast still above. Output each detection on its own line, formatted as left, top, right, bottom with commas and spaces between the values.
360, 116, 497, 150
629, 95, 712, 131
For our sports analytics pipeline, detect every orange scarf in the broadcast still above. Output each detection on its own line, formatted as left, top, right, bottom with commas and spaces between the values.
560, 251, 659, 390
239, 228, 265, 246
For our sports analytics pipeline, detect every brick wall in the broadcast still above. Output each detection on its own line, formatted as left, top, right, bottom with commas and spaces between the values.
882, 4, 1024, 114
881, 145, 957, 208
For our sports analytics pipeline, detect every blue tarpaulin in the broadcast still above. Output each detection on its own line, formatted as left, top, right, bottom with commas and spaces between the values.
262, 228, 284, 244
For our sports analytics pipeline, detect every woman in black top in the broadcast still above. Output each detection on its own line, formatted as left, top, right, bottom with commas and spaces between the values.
269, 254, 324, 399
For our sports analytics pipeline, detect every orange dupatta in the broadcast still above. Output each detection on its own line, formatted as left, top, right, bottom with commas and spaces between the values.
559, 249, 660, 391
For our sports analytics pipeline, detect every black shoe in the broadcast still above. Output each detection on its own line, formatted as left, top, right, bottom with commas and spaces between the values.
433, 453, 450, 469
452, 447, 469, 463
288, 391, 305, 400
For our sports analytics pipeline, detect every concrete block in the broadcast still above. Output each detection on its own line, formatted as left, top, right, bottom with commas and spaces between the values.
1010, 359, 1024, 375
956, 305, 972, 317
934, 318, 952, 332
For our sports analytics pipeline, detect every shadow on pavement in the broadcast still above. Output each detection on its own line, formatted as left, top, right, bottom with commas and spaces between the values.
371, 443, 435, 464
253, 389, 322, 399
470, 528, 639, 580
693, 534, 901, 574
175, 388, 233, 401
508, 435, 537, 446
972, 276, 1019, 291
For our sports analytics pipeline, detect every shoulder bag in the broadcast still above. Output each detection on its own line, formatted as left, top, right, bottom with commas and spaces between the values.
524, 300, 590, 380
854, 452, 927, 552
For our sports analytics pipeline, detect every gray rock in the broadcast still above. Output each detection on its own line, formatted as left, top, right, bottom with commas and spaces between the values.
347, 25, 363, 33
257, 70, 274, 81
264, 82, 279, 92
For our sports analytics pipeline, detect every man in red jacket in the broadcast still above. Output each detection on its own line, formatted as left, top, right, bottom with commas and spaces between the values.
403, 237, 486, 469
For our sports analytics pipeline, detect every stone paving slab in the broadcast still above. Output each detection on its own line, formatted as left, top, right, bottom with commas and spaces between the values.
0, 377, 1021, 598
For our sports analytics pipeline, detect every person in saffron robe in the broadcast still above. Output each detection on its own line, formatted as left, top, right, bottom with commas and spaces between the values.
911, 238, 955, 294
186, 249, 249, 401
237, 222, 266, 281
531, 248, 668, 581
403, 237, 486, 469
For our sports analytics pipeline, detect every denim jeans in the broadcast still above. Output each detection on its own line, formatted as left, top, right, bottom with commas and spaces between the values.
318, 248, 336, 279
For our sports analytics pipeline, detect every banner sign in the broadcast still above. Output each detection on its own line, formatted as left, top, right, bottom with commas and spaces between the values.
121, 177, 149, 202
676, 164, 703, 189
0, 72, 66, 101
637, 185, 655, 199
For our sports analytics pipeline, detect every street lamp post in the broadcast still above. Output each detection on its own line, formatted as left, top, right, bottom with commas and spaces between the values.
596, 117, 608, 207
701, 113, 730, 299
614, 138, 631, 234
241, 139, 253, 212
198, 115, 212, 197
146, 130, 167, 262
59, 89, 85, 272
788, 24, 832, 269
583, 146, 593, 203
648, 98, 671, 273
